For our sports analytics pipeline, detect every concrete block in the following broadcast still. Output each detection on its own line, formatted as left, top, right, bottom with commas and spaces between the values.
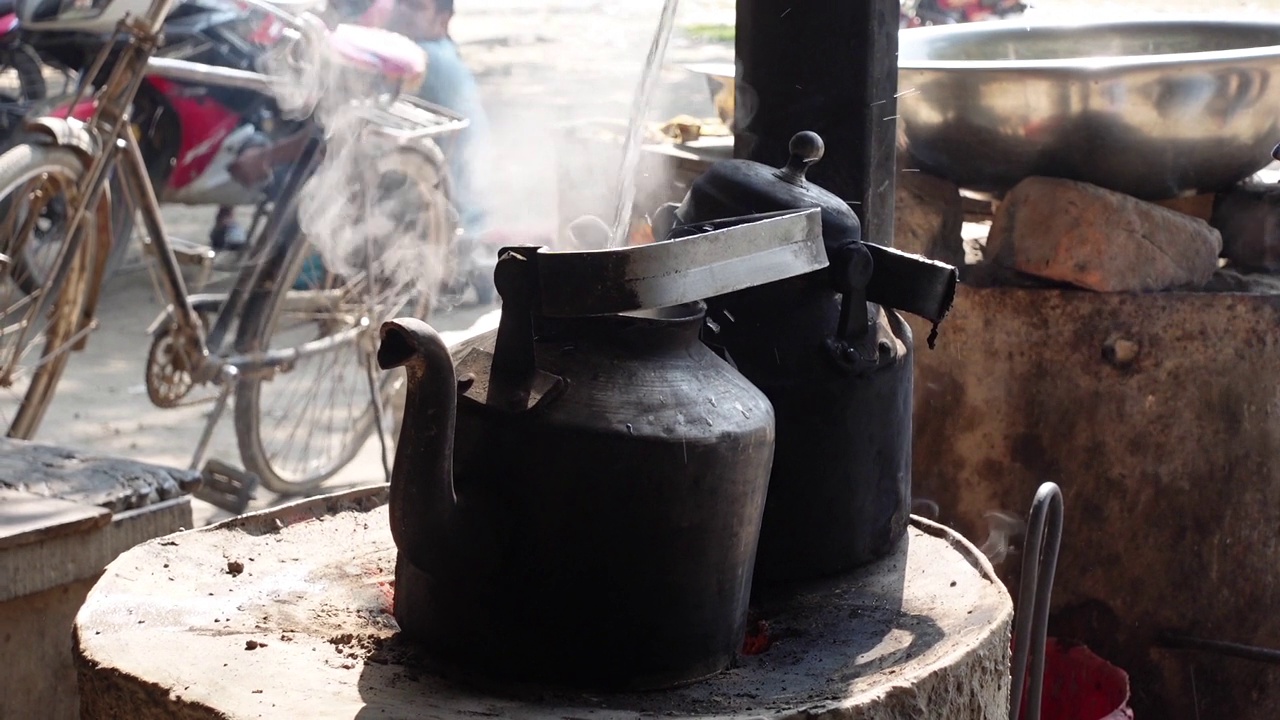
75, 488, 1013, 720
908, 286, 1280, 720
0, 439, 196, 720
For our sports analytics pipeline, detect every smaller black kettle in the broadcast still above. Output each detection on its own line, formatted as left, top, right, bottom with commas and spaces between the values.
657, 131, 959, 587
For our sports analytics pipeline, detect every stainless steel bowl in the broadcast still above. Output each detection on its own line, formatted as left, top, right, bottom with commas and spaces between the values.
898, 17, 1280, 199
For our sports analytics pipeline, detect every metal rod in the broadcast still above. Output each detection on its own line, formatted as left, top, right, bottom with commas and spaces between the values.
139, 0, 179, 36
222, 323, 362, 374
1009, 482, 1065, 720
95, 40, 157, 131
734, 0, 899, 247
120, 131, 208, 357
238, 0, 326, 36
205, 132, 323, 355
1157, 633, 1280, 665
189, 365, 237, 471
145, 57, 273, 94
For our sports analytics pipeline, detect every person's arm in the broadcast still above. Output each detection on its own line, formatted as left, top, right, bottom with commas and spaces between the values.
228, 129, 313, 187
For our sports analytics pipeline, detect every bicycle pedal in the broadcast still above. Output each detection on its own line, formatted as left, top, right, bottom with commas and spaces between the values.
194, 459, 259, 515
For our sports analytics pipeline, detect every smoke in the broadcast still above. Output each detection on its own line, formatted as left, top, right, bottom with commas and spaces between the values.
912, 498, 1028, 567
452, 1, 735, 249
258, 14, 452, 303
252, 0, 734, 304
979, 510, 1027, 567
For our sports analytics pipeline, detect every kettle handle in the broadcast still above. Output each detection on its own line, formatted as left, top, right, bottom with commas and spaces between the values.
862, 243, 959, 347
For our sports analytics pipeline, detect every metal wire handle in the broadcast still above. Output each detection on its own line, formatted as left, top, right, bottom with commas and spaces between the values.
1009, 481, 1064, 720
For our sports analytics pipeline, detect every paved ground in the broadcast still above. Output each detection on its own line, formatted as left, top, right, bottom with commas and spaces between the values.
23, 0, 1280, 527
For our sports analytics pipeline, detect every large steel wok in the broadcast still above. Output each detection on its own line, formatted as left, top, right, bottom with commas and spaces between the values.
689, 17, 1280, 200
898, 17, 1280, 199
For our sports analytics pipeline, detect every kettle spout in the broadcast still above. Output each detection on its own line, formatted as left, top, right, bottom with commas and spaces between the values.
378, 318, 458, 568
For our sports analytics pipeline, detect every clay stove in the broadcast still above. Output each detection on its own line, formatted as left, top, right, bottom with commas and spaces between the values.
72, 486, 1013, 719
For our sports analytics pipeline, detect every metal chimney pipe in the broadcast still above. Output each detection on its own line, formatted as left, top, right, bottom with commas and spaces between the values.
734, 0, 899, 248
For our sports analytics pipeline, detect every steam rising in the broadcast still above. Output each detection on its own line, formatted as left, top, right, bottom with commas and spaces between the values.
470, 2, 733, 249
260, 18, 451, 305
608, 0, 683, 247
253, 0, 735, 292
912, 499, 1028, 567
979, 510, 1027, 566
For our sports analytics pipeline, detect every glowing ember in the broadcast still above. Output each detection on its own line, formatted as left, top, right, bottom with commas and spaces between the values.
742, 620, 771, 656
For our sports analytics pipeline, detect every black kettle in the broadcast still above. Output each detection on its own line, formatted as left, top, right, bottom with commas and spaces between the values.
657, 131, 958, 587
379, 210, 828, 690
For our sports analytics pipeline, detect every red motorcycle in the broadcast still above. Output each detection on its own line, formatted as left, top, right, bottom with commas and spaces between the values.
901, 0, 1029, 27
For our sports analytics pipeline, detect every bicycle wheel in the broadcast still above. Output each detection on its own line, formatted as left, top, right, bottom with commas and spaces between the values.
233, 143, 453, 494
0, 143, 103, 438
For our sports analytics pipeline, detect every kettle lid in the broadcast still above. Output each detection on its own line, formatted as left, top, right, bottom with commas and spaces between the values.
679, 131, 861, 243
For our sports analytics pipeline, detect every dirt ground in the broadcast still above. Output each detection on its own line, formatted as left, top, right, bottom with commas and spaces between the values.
23, 0, 1280, 527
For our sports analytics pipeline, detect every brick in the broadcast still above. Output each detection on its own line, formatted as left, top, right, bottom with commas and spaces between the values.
985, 177, 1222, 292
894, 170, 965, 268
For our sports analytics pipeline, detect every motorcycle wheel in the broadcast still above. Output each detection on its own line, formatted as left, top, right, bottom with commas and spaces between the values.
0, 44, 47, 145
0, 43, 47, 106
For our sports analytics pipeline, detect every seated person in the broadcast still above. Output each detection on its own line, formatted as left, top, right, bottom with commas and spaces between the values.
390, 0, 491, 241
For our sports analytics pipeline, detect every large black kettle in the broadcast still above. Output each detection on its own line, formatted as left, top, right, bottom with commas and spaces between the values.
378, 210, 826, 691
657, 131, 959, 588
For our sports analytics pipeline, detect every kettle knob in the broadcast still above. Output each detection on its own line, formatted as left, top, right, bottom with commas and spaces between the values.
779, 131, 825, 184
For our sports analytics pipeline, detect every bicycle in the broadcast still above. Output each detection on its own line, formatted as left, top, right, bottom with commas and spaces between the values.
0, 0, 467, 511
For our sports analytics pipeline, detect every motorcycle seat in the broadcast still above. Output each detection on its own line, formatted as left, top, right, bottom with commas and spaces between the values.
327, 23, 426, 81
253, 0, 325, 10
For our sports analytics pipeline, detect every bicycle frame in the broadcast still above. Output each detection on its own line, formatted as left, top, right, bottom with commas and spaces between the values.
30, 0, 313, 372
17, 0, 468, 488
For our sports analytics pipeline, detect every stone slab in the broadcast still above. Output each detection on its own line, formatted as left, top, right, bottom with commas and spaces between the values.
0, 437, 200, 512
75, 486, 1013, 720
0, 442, 196, 720
0, 488, 110, 552
985, 177, 1222, 292
0, 495, 191, 605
